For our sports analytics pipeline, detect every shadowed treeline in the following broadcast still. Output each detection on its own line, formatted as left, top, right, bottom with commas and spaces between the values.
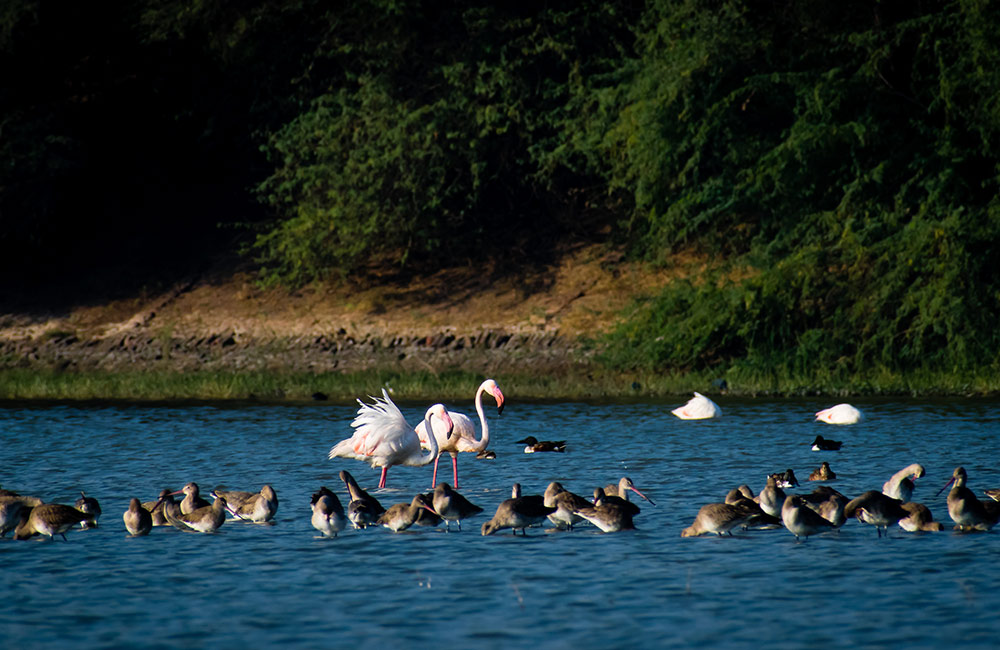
2, 1, 998, 384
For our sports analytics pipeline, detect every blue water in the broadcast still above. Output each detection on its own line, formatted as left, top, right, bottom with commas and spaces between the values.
2, 396, 999, 649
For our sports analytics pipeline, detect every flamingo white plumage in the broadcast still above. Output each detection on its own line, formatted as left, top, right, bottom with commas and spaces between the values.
671, 392, 722, 420
415, 378, 505, 488
815, 403, 863, 425
328, 389, 453, 489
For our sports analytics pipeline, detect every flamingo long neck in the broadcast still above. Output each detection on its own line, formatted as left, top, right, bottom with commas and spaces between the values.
418, 409, 440, 465
472, 383, 490, 452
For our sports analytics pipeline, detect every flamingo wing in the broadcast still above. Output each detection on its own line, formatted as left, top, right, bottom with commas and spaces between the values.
330, 390, 416, 466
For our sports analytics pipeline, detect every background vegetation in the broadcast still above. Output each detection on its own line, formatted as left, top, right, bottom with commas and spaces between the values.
2, 0, 998, 387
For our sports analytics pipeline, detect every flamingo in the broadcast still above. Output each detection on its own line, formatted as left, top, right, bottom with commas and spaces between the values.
329, 389, 452, 489
416, 378, 505, 488
671, 392, 722, 419
815, 403, 863, 424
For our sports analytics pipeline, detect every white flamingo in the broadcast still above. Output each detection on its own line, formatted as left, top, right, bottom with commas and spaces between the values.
415, 378, 505, 488
815, 403, 863, 425
328, 389, 453, 489
671, 392, 722, 420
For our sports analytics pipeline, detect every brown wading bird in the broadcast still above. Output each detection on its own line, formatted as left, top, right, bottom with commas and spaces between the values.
430, 482, 483, 532
481, 484, 555, 536
339, 470, 385, 529
143, 489, 181, 526
544, 482, 590, 530
782, 495, 835, 541
844, 491, 908, 538
602, 477, 657, 516
0, 495, 44, 537
723, 488, 781, 529
74, 492, 101, 528
163, 492, 241, 533
681, 502, 752, 537
798, 486, 848, 528
173, 482, 211, 515
123, 497, 153, 536
377, 494, 437, 533
310, 486, 346, 538
938, 467, 1000, 532
756, 474, 787, 519
14, 503, 95, 540
897, 502, 944, 532
573, 488, 636, 533
214, 485, 279, 523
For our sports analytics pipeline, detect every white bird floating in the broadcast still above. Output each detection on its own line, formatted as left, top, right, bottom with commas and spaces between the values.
814, 403, 864, 425
671, 392, 722, 420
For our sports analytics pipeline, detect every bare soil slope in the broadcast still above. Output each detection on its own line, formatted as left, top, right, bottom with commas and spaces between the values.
0, 244, 685, 374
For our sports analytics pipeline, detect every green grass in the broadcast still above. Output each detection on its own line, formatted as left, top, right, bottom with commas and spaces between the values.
0, 366, 997, 403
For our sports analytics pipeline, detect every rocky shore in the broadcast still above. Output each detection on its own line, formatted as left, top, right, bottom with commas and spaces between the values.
0, 326, 582, 375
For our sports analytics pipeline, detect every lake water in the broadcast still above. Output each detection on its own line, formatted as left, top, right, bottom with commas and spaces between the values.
2, 396, 999, 649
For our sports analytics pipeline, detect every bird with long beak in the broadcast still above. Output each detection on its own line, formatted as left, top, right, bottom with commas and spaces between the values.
163, 492, 243, 533
416, 379, 505, 489
601, 477, 656, 516
938, 467, 999, 532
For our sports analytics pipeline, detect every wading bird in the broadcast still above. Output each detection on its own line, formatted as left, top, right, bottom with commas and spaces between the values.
671, 392, 722, 420
329, 389, 452, 489
416, 378, 505, 488
815, 404, 863, 425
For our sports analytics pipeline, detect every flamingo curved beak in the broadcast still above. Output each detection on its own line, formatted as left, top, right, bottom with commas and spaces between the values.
492, 387, 505, 415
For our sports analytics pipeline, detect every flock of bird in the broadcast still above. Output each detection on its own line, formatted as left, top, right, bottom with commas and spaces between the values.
682, 461, 1000, 540
309, 470, 657, 537
2, 384, 997, 542
671, 394, 1000, 539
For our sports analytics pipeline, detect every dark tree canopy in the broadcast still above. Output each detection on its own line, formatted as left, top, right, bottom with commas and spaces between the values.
1, 0, 998, 379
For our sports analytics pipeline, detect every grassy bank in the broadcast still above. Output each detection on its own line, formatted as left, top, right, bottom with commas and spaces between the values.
0, 367, 997, 403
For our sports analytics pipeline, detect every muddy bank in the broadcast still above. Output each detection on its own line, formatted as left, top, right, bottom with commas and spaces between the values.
0, 327, 589, 375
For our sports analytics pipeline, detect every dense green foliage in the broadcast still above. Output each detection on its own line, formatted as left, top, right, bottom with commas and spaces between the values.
597, 0, 1000, 380
2, 0, 999, 383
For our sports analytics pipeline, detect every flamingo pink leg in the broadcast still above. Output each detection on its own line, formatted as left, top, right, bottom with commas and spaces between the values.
452, 454, 459, 489
431, 455, 441, 488
378, 467, 388, 489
